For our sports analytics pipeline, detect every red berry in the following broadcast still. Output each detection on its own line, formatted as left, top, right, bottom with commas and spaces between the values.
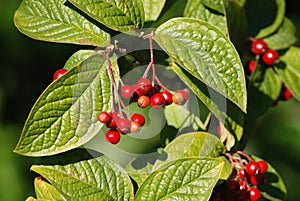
150, 93, 166, 108
262, 49, 279, 65
53, 69, 68, 80
137, 77, 151, 87
251, 39, 268, 55
116, 118, 131, 134
245, 161, 260, 176
248, 187, 261, 201
121, 84, 134, 99
280, 85, 292, 101
131, 113, 145, 126
106, 113, 117, 128
257, 160, 268, 174
238, 169, 246, 179
137, 95, 150, 108
250, 175, 258, 186
130, 121, 141, 133
105, 129, 120, 144
172, 90, 189, 105
246, 60, 257, 74
98, 111, 111, 124
160, 91, 173, 105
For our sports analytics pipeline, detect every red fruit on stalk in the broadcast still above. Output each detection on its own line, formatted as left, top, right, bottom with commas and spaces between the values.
248, 187, 261, 201
245, 161, 260, 176
257, 160, 268, 174
137, 95, 150, 108
53, 69, 68, 80
137, 78, 151, 87
105, 129, 120, 144
160, 91, 173, 105
131, 113, 145, 126
116, 118, 131, 134
246, 60, 257, 74
121, 84, 134, 99
98, 111, 111, 123
172, 90, 189, 105
251, 39, 268, 55
150, 93, 166, 108
130, 121, 141, 133
262, 49, 279, 65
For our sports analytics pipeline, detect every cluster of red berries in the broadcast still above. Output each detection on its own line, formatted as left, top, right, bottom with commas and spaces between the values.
120, 77, 189, 108
211, 158, 268, 201
246, 38, 279, 74
97, 111, 145, 144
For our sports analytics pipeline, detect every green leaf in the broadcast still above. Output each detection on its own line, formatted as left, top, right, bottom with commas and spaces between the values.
135, 157, 224, 201
31, 156, 134, 201
223, 0, 248, 54
154, 17, 247, 112
275, 46, 300, 101
34, 177, 67, 200
245, 0, 285, 38
201, 0, 224, 13
68, 0, 145, 32
264, 17, 298, 50
142, 0, 166, 22
184, 0, 227, 34
252, 156, 287, 201
153, 132, 226, 170
63, 49, 99, 70
14, 55, 115, 156
170, 62, 244, 148
14, 0, 110, 46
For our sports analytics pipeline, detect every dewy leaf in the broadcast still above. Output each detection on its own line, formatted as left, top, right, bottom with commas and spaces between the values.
275, 46, 300, 101
34, 177, 67, 200
153, 132, 226, 170
142, 0, 166, 22
245, 0, 285, 38
14, 0, 110, 46
68, 0, 145, 32
135, 157, 224, 201
154, 17, 247, 112
63, 49, 99, 70
184, 0, 227, 34
14, 55, 114, 156
31, 156, 134, 201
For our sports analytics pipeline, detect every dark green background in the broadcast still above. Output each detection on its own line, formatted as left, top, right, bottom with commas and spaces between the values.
0, 0, 299, 200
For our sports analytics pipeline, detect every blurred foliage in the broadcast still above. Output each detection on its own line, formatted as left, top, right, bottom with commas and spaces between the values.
0, 0, 299, 200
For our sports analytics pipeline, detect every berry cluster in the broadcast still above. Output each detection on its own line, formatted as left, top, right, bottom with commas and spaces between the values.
121, 77, 189, 108
97, 111, 145, 144
211, 151, 269, 201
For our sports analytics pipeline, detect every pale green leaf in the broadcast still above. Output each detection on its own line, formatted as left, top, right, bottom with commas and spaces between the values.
142, 0, 166, 22
135, 157, 224, 201
68, 0, 145, 32
63, 49, 99, 70
31, 156, 134, 201
14, 0, 110, 46
154, 17, 247, 112
14, 55, 115, 156
34, 177, 67, 201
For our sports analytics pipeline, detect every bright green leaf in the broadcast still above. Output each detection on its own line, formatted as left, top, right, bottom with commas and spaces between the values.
201, 0, 224, 13
34, 177, 67, 200
142, 0, 166, 22
275, 46, 300, 101
14, 0, 110, 46
63, 49, 99, 70
14, 55, 115, 156
184, 0, 227, 34
153, 132, 226, 170
31, 156, 134, 201
68, 0, 145, 32
264, 17, 298, 50
154, 17, 247, 112
135, 157, 224, 201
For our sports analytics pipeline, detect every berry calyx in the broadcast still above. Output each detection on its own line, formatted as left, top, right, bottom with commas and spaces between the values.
53, 69, 68, 80
105, 129, 120, 144
131, 113, 145, 126
150, 93, 166, 108
248, 187, 261, 201
138, 95, 150, 108
121, 84, 134, 99
251, 39, 268, 55
262, 49, 279, 65
245, 161, 260, 176
98, 111, 111, 124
